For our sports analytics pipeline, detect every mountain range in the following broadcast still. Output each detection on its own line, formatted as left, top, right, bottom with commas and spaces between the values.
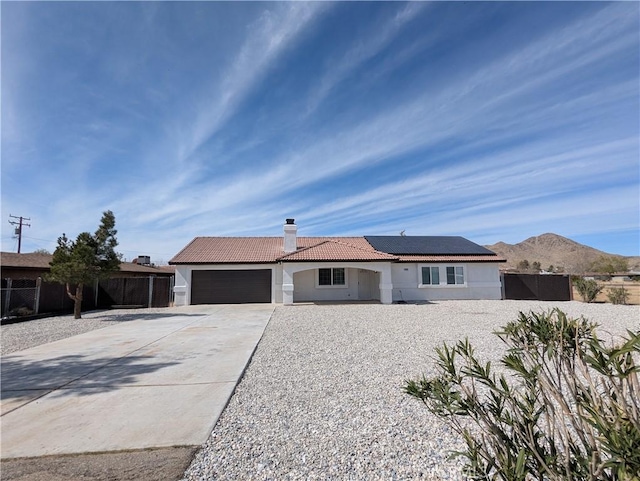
484, 233, 640, 273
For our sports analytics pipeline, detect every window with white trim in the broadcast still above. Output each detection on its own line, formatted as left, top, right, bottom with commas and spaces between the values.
446, 266, 465, 285
421, 266, 440, 285
419, 265, 466, 287
318, 268, 346, 286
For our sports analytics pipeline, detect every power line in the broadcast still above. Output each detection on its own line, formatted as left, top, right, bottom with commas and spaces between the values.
21, 236, 56, 243
8, 215, 31, 253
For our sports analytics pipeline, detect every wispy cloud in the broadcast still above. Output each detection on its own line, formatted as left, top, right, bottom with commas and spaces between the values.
1, 2, 637, 258
110, 3, 637, 254
290, 136, 637, 226
305, 2, 429, 115
184, 2, 330, 163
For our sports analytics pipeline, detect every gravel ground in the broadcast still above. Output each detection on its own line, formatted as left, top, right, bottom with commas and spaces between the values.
183, 300, 639, 481
2, 301, 638, 480
0, 307, 179, 355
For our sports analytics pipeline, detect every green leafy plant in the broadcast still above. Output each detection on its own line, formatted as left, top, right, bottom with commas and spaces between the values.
573, 277, 604, 303
591, 256, 629, 276
46, 211, 121, 319
517, 260, 529, 271
607, 287, 629, 305
405, 309, 640, 480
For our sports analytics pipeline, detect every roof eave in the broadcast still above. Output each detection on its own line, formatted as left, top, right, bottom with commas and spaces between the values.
395, 257, 507, 263
279, 258, 398, 263
169, 260, 278, 265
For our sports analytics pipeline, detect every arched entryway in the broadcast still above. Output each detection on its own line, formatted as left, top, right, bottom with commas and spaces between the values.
281, 262, 392, 305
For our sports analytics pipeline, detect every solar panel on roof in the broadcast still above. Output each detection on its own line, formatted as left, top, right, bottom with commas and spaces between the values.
364, 236, 495, 256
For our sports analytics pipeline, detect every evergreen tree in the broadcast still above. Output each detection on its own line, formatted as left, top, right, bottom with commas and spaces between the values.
48, 211, 121, 318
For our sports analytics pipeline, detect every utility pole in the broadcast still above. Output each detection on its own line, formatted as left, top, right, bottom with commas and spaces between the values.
9, 214, 31, 253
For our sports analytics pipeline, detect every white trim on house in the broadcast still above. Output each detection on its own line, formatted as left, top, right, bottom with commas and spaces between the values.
315, 267, 349, 288
418, 263, 468, 288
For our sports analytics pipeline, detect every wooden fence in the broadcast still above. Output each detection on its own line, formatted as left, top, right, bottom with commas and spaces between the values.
502, 273, 572, 301
1, 276, 174, 318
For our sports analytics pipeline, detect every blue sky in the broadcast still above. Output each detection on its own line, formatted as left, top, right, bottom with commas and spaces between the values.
2, 1, 638, 262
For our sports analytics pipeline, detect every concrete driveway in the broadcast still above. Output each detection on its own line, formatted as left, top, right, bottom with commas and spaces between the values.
0, 304, 274, 459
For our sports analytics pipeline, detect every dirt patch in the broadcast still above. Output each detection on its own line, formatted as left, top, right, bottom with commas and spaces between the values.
0, 447, 197, 481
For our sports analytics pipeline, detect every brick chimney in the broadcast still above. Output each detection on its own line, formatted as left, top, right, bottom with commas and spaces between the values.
283, 218, 297, 253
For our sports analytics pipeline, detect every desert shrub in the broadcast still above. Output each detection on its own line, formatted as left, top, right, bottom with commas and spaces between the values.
405, 309, 640, 481
607, 287, 629, 305
591, 256, 629, 276
573, 277, 604, 303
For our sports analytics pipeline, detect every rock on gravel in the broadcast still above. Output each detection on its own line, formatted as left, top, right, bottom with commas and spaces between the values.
182, 300, 639, 481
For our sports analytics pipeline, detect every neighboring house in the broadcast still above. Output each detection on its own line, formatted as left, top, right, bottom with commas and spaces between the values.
169, 219, 505, 305
0, 252, 175, 280
582, 272, 636, 282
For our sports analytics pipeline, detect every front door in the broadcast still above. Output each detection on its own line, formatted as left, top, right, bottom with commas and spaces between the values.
358, 270, 375, 300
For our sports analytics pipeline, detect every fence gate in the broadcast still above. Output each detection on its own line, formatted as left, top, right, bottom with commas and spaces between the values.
502, 273, 572, 301
1, 278, 40, 317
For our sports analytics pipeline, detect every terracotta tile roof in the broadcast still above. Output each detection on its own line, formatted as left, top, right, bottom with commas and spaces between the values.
170, 237, 505, 264
296, 237, 375, 250
279, 240, 397, 262
397, 255, 507, 263
169, 237, 392, 264
170, 237, 285, 264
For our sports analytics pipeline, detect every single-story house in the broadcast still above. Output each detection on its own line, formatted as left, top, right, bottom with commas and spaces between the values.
0, 252, 175, 280
169, 219, 505, 305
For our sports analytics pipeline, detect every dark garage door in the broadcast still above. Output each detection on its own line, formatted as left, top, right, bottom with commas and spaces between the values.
191, 270, 272, 304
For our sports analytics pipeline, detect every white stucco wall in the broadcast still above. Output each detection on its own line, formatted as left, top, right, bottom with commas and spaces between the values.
274, 266, 284, 304
173, 266, 190, 306
173, 261, 501, 305
390, 262, 502, 302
